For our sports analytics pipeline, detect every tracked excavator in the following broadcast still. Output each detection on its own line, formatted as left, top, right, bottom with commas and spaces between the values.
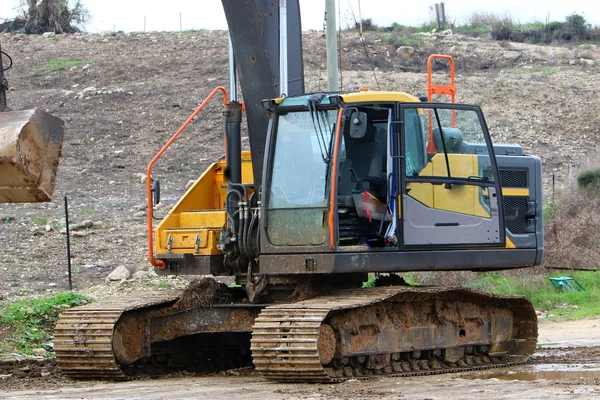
0, 40, 64, 203
55, 0, 542, 382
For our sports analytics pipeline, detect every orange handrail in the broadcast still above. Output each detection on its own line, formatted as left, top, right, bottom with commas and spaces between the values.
146, 86, 229, 268
426, 54, 456, 153
328, 108, 344, 249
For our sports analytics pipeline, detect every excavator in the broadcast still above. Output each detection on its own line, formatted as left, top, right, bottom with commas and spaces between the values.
54, 0, 542, 382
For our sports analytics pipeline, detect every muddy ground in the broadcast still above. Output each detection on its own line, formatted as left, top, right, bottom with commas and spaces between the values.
1, 318, 599, 399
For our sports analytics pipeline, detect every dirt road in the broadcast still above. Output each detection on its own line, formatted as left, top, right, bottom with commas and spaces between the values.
2, 318, 599, 400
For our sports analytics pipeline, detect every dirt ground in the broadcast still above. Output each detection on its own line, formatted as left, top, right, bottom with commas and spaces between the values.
1, 318, 599, 399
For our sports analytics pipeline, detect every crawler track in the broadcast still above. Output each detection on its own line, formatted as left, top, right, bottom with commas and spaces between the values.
251, 287, 537, 382
54, 291, 181, 379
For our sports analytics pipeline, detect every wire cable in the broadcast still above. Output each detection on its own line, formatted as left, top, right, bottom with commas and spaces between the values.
346, 0, 381, 90
1, 50, 13, 72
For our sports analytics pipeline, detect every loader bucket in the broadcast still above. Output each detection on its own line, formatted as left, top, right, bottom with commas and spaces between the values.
0, 108, 64, 203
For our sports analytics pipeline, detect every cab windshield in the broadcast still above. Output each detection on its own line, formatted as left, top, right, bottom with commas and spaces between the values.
266, 109, 338, 246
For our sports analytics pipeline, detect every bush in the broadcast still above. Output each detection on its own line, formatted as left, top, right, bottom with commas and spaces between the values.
577, 168, 600, 192
356, 18, 377, 32
563, 13, 590, 40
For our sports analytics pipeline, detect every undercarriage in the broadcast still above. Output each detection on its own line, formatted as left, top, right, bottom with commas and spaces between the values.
55, 279, 537, 382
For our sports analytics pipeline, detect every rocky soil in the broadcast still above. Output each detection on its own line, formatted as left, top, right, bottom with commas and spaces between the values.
0, 30, 599, 299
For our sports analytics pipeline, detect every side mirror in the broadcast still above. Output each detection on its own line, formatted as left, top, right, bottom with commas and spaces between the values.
152, 179, 161, 205
348, 110, 368, 139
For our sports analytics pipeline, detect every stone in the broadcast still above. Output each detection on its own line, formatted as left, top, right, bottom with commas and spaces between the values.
132, 270, 153, 280
48, 283, 57, 287
42, 32, 56, 38
71, 220, 94, 231
63, 90, 75, 97
81, 86, 97, 97
32, 348, 46, 356
395, 46, 415, 59
106, 265, 131, 282
504, 51, 521, 62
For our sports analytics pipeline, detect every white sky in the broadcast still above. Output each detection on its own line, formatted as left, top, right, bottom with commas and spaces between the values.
0, 0, 598, 32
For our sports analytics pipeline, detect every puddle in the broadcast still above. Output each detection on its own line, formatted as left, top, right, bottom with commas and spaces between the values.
465, 364, 600, 381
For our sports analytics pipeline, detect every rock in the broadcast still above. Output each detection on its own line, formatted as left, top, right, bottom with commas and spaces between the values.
26, 307, 34, 314
48, 283, 57, 287
32, 348, 46, 356
580, 58, 595, 66
45, 224, 52, 232
124, 264, 148, 274
82, 264, 98, 269
81, 64, 91, 70
81, 86, 97, 97
185, 180, 195, 189
106, 265, 131, 282
72, 231, 94, 237
93, 221, 105, 228
132, 270, 153, 280
134, 211, 146, 218
504, 51, 521, 62
395, 46, 415, 59
71, 220, 94, 231
42, 32, 56, 38
134, 173, 148, 183
63, 90, 75, 97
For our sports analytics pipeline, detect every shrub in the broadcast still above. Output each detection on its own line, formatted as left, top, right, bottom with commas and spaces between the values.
577, 168, 600, 192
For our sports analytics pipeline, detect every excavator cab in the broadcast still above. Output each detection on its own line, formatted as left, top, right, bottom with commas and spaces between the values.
258, 93, 512, 259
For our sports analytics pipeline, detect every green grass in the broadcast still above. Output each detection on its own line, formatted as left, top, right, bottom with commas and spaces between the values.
45, 59, 92, 72
506, 66, 558, 74
467, 271, 600, 320
157, 280, 169, 288
0, 292, 91, 355
32, 216, 49, 226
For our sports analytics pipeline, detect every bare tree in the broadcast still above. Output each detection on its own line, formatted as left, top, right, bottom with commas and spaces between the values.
0, 0, 89, 34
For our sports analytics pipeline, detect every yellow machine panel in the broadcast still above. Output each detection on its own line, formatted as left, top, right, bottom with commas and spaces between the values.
154, 151, 254, 256
405, 154, 490, 218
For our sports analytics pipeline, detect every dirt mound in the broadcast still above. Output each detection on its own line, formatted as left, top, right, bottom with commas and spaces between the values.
173, 278, 234, 309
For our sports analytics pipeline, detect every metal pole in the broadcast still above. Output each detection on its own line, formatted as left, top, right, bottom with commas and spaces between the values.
441, 2, 447, 30
228, 35, 238, 102
357, 0, 363, 34
326, 0, 339, 92
0, 40, 7, 111
279, 0, 288, 96
64, 196, 73, 291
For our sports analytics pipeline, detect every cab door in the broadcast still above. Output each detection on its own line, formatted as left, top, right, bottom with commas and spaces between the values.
397, 104, 505, 248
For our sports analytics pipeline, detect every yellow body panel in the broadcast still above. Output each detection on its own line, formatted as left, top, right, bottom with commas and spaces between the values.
341, 91, 420, 104
502, 188, 529, 197
406, 154, 490, 218
154, 151, 254, 256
